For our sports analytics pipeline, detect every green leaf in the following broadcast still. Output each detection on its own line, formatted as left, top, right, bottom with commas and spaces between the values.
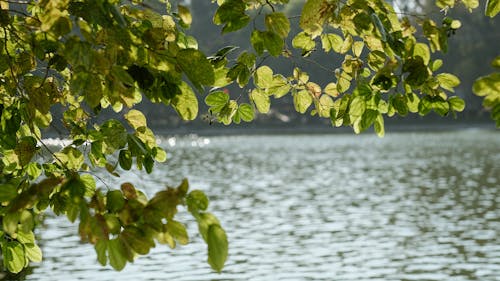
177, 49, 215, 86
250, 89, 270, 113
100, 120, 128, 153
187, 190, 209, 212
119, 150, 133, 170
349, 96, 366, 119
462, 0, 479, 10
108, 238, 128, 271
413, 43, 430, 65
206, 91, 230, 108
178, 5, 192, 26
112, 66, 135, 86
448, 96, 465, 112
269, 76, 291, 98
324, 82, 339, 97
5, 241, 26, 273
121, 226, 154, 255
292, 32, 316, 54
125, 110, 147, 130
213, 0, 250, 33
491, 56, 500, 68
339, 35, 353, 54
436, 0, 455, 8
473, 73, 500, 97
167, 220, 189, 245
431, 59, 443, 71
95, 239, 107, 266
152, 147, 167, 162
238, 103, 254, 122
82, 174, 96, 197
433, 99, 450, 116
392, 94, 409, 116
3, 212, 19, 235
317, 95, 334, 117
437, 73, 460, 92
254, 66, 274, 89
293, 90, 313, 114
207, 224, 228, 273
265, 12, 290, 38
107, 190, 125, 213
0, 183, 18, 202
320, 33, 343, 53
196, 213, 221, 242
172, 82, 198, 120
219, 100, 238, 125
407, 92, 420, 113
352, 41, 364, 57
262, 31, 283, 57
300, 0, 327, 38
24, 243, 42, 263
251, 30, 265, 55
361, 109, 379, 130
403, 57, 429, 87
486, 0, 500, 17
374, 114, 385, 137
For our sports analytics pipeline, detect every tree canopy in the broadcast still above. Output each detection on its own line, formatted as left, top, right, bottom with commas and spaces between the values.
0, 0, 499, 274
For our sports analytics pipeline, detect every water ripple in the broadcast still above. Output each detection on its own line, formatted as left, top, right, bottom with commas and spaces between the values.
25, 131, 500, 281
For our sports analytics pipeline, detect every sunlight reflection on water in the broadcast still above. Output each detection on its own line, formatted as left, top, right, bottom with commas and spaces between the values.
25, 131, 500, 281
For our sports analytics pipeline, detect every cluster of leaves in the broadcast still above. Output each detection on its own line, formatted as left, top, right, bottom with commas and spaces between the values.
0, 0, 498, 275
209, 0, 476, 136
473, 56, 500, 127
0, 0, 228, 273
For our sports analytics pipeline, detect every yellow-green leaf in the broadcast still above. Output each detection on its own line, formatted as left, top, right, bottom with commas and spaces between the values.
254, 66, 273, 89
486, 0, 500, 17
178, 5, 192, 26
250, 89, 270, 113
293, 90, 313, 113
125, 109, 147, 130
172, 82, 198, 120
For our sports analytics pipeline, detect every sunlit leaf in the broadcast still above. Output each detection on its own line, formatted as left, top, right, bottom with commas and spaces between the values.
5, 241, 26, 273
486, 0, 500, 17
300, 0, 327, 38
178, 5, 192, 26
238, 103, 254, 122
293, 90, 313, 114
172, 82, 198, 120
320, 33, 342, 53
448, 96, 465, 112
250, 89, 270, 113
125, 110, 147, 130
254, 66, 274, 89
436, 73, 460, 92
24, 244, 42, 263
206, 91, 229, 108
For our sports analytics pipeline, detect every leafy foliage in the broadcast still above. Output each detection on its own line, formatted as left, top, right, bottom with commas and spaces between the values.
0, 0, 497, 275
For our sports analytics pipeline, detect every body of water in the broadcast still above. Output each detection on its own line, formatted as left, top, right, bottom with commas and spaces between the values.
23, 130, 500, 280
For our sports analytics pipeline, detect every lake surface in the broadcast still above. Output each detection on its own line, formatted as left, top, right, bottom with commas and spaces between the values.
22, 130, 500, 280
